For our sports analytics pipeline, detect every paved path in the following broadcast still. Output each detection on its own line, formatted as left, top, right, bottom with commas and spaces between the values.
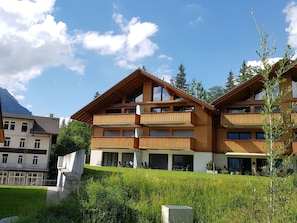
46, 186, 60, 204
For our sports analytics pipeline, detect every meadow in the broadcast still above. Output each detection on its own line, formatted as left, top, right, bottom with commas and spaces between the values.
0, 186, 47, 219
2, 165, 297, 222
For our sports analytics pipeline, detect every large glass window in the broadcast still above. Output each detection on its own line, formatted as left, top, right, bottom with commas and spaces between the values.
103, 130, 120, 136
227, 132, 251, 140
227, 107, 250, 114
153, 86, 170, 102
228, 158, 251, 174
149, 130, 169, 137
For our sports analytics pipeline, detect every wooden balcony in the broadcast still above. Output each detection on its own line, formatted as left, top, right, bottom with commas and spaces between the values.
139, 137, 196, 151
92, 137, 139, 149
221, 113, 282, 128
220, 140, 285, 154
140, 112, 198, 126
93, 114, 140, 127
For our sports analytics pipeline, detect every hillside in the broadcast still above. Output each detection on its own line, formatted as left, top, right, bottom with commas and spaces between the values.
0, 87, 32, 115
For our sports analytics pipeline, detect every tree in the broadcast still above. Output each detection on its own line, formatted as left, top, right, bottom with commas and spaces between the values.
171, 64, 187, 90
225, 70, 236, 92
207, 85, 225, 102
49, 120, 92, 178
237, 60, 259, 84
249, 8, 297, 222
94, 91, 100, 99
186, 79, 208, 101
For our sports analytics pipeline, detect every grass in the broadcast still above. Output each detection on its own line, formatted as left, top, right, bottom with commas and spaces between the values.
0, 186, 47, 219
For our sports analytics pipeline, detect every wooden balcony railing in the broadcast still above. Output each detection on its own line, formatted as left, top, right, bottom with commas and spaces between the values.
220, 140, 285, 154
221, 113, 282, 127
93, 114, 140, 126
92, 137, 139, 149
140, 112, 198, 126
139, 137, 196, 151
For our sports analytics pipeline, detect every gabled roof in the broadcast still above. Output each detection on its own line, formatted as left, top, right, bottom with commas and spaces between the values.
3, 113, 60, 135
71, 69, 215, 123
212, 62, 297, 108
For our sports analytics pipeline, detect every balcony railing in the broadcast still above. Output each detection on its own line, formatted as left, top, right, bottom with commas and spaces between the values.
220, 140, 285, 154
93, 114, 140, 127
221, 113, 282, 128
139, 137, 196, 151
92, 137, 139, 149
140, 112, 198, 126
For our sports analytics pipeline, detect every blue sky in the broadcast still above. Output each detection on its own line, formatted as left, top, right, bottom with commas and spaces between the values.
0, 0, 296, 121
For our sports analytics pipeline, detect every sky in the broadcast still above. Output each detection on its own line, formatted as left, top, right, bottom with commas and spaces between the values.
0, 0, 297, 121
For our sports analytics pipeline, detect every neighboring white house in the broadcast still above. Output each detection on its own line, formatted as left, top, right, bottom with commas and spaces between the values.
0, 113, 59, 186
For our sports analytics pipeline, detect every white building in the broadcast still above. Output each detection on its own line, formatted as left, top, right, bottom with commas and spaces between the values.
0, 113, 59, 186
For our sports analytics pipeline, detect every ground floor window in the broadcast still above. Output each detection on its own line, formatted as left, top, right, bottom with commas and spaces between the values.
149, 154, 168, 170
121, 153, 134, 167
102, 152, 118, 167
173, 155, 193, 171
228, 158, 251, 175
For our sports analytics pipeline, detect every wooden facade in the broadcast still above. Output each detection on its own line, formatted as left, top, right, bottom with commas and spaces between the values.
72, 65, 297, 173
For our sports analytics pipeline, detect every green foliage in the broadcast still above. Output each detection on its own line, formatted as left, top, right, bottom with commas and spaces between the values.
49, 120, 91, 178
20, 166, 297, 222
225, 70, 235, 92
171, 63, 187, 90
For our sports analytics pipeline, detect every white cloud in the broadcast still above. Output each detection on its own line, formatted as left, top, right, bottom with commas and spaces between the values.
0, 0, 84, 93
158, 54, 172, 61
188, 16, 202, 25
76, 13, 159, 69
154, 65, 173, 83
284, 1, 297, 58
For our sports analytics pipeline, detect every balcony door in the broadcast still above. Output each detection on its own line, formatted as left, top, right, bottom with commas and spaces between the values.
149, 154, 168, 170
102, 152, 118, 167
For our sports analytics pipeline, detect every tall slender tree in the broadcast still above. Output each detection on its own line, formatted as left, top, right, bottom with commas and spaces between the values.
225, 70, 236, 92
171, 63, 187, 90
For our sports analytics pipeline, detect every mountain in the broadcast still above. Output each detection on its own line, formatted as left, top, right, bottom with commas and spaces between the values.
0, 87, 32, 115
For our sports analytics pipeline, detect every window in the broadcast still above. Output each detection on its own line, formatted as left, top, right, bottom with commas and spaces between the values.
33, 156, 38, 165
256, 132, 265, 139
227, 107, 250, 114
18, 155, 23, 164
21, 123, 28, 132
106, 109, 121, 114
292, 76, 297, 98
227, 132, 251, 140
151, 107, 170, 113
4, 137, 10, 147
173, 106, 194, 112
2, 154, 8, 164
10, 122, 15, 130
34, 139, 40, 149
3, 121, 9, 129
19, 138, 25, 148
103, 130, 120, 136
153, 86, 170, 102
149, 130, 169, 137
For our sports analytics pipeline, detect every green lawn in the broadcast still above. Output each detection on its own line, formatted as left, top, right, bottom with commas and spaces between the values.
0, 186, 47, 219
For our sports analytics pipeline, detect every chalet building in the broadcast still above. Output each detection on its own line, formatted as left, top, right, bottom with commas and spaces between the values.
72, 69, 216, 172
213, 63, 297, 174
72, 64, 297, 173
0, 113, 59, 185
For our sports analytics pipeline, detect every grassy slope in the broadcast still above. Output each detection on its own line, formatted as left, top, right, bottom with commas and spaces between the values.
0, 186, 47, 219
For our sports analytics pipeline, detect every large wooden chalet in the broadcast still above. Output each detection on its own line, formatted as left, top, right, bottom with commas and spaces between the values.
72, 64, 297, 173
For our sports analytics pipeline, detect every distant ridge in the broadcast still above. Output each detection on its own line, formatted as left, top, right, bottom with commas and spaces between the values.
0, 87, 32, 115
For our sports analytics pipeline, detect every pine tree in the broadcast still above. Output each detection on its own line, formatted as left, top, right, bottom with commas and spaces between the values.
171, 64, 187, 90
225, 70, 235, 92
